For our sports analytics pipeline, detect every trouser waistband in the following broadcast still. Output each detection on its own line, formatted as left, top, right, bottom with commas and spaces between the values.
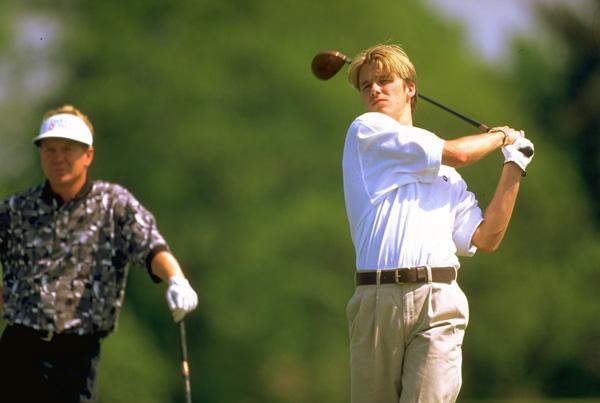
6, 324, 109, 342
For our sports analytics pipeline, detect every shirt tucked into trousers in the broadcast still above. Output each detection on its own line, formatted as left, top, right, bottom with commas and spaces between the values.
342, 112, 482, 402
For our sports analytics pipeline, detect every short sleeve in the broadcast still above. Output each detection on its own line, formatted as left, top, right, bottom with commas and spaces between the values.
0, 201, 9, 254
350, 112, 444, 204
452, 180, 483, 256
113, 187, 169, 270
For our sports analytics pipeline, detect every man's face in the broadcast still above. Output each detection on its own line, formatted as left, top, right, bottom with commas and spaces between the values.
358, 62, 415, 123
39, 138, 94, 192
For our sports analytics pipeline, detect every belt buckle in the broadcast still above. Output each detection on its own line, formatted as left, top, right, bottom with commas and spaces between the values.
41, 330, 54, 342
415, 266, 432, 283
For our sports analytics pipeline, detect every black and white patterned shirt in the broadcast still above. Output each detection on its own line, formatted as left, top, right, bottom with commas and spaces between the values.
0, 179, 168, 335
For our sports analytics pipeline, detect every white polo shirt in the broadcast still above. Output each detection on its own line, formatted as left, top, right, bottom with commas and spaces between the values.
342, 112, 483, 270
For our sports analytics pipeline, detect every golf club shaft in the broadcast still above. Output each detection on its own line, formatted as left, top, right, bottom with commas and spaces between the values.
418, 94, 489, 131
336, 54, 487, 131
313, 51, 533, 157
179, 320, 192, 403
417, 94, 533, 156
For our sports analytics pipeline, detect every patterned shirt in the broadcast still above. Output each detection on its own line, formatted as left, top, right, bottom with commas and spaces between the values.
0, 179, 168, 335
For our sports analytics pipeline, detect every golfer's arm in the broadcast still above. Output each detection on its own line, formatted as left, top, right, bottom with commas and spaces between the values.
150, 250, 185, 282
471, 163, 523, 253
442, 130, 505, 168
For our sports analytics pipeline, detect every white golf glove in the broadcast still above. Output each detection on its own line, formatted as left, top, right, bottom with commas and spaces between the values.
166, 275, 198, 322
502, 136, 535, 175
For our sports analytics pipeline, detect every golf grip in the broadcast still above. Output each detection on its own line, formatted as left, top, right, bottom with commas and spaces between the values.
310, 51, 533, 158
179, 320, 192, 403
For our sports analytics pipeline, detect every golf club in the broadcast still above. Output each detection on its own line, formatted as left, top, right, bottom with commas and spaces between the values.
179, 320, 192, 403
311, 50, 534, 157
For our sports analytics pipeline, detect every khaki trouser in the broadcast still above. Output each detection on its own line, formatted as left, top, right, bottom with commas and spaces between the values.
346, 281, 469, 403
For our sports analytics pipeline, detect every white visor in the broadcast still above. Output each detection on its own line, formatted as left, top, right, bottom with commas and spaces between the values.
33, 113, 93, 146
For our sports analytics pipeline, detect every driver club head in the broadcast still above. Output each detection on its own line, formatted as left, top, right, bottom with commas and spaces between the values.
311, 50, 351, 80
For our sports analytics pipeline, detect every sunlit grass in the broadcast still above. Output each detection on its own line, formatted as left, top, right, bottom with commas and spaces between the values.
463, 399, 600, 403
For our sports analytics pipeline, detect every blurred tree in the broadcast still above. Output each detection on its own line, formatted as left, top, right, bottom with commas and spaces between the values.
466, 1, 600, 397
513, 0, 600, 223
1, 0, 599, 401
498, 0, 600, 397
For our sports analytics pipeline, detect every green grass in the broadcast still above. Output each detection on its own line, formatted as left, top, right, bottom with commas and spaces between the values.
462, 399, 600, 403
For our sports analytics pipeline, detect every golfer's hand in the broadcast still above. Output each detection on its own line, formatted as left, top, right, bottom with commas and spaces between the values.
166, 275, 198, 322
502, 136, 535, 174
491, 126, 524, 146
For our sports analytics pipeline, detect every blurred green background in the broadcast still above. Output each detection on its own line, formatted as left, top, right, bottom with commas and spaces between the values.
1, 0, 599, 402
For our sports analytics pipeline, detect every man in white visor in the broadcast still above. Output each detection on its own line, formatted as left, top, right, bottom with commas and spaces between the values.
0, 104, 199, 402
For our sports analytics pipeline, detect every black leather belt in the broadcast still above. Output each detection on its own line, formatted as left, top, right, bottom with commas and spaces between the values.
355, 267, 457, 286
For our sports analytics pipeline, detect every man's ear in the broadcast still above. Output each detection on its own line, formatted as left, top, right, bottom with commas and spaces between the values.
406, 81, 416, 98
84, 146, 95, 168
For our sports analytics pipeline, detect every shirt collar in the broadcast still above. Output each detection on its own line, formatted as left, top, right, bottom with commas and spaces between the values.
41, 176, 93, 207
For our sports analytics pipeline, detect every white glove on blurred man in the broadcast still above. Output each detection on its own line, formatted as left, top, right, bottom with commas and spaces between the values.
502, 136, 535, 174
166, 275, 198, 322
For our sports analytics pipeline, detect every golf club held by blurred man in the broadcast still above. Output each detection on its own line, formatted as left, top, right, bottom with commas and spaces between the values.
0, 105, 198, 402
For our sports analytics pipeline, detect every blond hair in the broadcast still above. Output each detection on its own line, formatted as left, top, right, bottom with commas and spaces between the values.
348, 44, 418, 112
42, 104, 95, 136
